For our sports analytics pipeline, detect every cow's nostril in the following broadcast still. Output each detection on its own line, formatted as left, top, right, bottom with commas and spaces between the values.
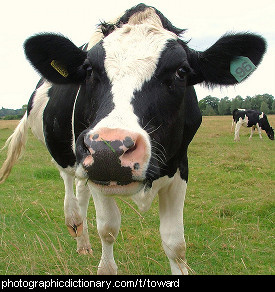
124, 143, 137, 155
123, 136, 135, 149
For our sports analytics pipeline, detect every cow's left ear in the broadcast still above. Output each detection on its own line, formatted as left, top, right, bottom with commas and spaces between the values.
24, 33, 88, 84
186, 33, 266, 86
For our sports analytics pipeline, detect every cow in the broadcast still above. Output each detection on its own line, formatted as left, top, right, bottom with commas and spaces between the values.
233, 109, 274, 141
0, 4, 266, 274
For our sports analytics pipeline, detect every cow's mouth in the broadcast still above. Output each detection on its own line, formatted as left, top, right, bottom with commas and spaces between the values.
91, 179, 136, 186
88, 179, 145, 195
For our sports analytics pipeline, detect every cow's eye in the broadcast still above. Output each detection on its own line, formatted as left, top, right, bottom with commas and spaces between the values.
175, 67, 187, 80
83, 59, 93, 76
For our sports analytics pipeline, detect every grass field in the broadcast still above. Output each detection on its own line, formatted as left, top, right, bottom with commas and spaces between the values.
0, 116, 274, 275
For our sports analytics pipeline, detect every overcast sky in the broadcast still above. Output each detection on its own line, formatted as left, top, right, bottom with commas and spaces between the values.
0, 0, 274, 109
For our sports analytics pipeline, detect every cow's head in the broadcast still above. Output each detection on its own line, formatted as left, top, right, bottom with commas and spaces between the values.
24, 4, 266, 195
260, 113, 274, 140
266, 127, 274, 140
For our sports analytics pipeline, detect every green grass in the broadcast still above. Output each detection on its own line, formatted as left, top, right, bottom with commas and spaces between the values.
0, 116, 274, 275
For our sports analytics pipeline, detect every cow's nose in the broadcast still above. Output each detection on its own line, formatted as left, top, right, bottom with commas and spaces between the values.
81, 128, 148, 184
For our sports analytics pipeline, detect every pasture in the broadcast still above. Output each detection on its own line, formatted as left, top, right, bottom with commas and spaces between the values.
0, 115, 274, 275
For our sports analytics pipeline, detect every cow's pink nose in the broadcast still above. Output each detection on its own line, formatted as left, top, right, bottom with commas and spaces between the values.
82, 128, 148, 184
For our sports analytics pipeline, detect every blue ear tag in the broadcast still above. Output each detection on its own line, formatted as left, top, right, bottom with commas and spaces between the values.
230, 56, 256, 82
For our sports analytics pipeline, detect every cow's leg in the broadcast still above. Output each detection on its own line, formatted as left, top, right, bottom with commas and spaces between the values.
158, 171, 188, 275
60, 170, 83, 237
231, 120, 235, 132
234, 121, 242, 141
75, 179, 92, 254
90, 190, 121, 275
249, 126, 255, 140
256, 123, 263, 139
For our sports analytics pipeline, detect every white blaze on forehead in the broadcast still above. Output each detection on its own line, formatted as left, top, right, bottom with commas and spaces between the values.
92, 9, 177, 133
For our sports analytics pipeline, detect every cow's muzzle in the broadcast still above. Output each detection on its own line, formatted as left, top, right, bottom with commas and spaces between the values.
76, 128, 150, 191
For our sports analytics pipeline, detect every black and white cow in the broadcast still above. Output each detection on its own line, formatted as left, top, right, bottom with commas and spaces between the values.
0, 4, 266, 274
233, 109, 274, 141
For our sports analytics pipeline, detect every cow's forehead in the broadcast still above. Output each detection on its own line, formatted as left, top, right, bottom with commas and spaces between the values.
102, 23, 178, 87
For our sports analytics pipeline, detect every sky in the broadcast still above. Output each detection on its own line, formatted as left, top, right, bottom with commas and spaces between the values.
0, 0, 274, 109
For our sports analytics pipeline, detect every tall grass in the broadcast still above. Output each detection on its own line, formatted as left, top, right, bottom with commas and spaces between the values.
0, 115, 274, 275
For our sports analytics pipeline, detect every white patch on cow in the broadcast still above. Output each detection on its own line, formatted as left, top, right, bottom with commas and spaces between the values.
234, 116, 247, 141
131, 175, 174, 212
71, 86, 81, 154
243, 114, 249, 127
28, 81, 52, 144
259, 112, 264, 119
75, 163, 87, 179
256, 123, 263, 139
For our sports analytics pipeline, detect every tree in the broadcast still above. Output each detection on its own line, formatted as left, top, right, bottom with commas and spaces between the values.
218, 97, 231, 115
22, 104, 28, 112
260, 101, 269, 113
197, 93, 274, 116
198, 95, 219, 115
272, 100, 275, 114
230, 95, 244, 113
203, 104, 216, 116
261, 94, 274, 110
242, 96, 252, 109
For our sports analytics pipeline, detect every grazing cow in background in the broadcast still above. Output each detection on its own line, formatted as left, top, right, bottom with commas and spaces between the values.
233, 109, 274, 141
0, 4, 266, 274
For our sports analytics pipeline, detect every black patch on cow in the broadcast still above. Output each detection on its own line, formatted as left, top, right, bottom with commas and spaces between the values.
73, 41, 114, 140
43, 84, 80, 168
99, 21, 117, 37
131, 40, 201, 183
27, 91, 36, 116
123, 136, 135, 149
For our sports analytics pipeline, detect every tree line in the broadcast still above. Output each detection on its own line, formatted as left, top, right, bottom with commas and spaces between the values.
1, 93, 274, 119
0, 105, 27, 120
199, 93, 275, 116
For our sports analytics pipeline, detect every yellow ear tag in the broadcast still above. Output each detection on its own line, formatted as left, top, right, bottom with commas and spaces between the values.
50, 60, 69, 78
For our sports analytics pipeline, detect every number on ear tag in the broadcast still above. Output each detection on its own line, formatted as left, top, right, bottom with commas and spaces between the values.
230, 56, 256, 82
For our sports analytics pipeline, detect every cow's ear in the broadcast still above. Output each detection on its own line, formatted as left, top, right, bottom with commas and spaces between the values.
24, 33, 88, 84
186, 33, 266, 86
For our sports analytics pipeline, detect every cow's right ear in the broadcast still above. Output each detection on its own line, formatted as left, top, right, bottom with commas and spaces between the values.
24, 33, 88, 84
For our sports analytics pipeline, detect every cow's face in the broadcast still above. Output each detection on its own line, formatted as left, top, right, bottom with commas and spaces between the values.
75, 15, 191, 195
24, 5, 266, 196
